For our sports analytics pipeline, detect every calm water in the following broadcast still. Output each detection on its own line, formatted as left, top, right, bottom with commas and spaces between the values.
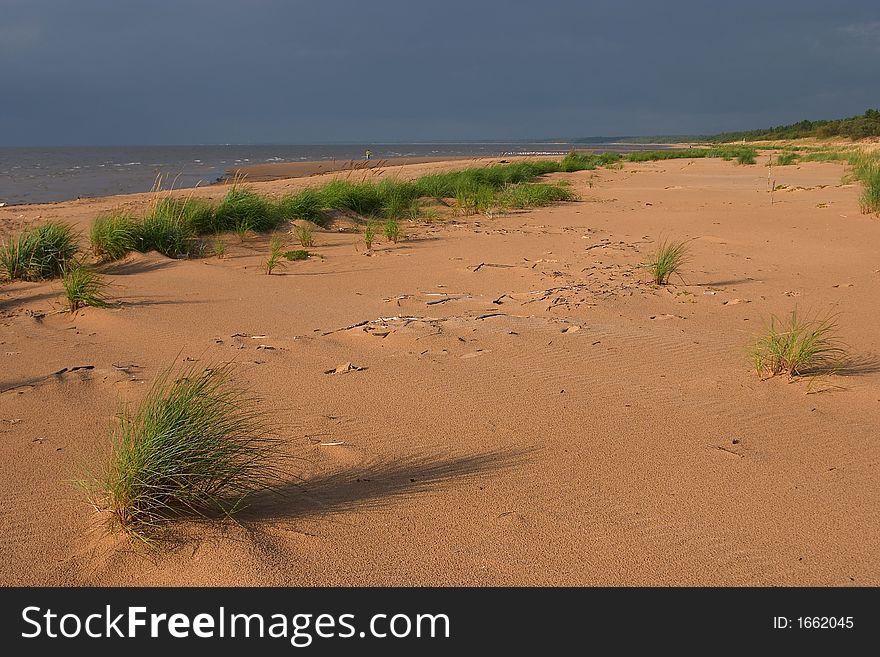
0, 143, 656, 205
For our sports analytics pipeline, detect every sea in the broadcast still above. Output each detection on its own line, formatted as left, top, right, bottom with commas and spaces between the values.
0, 142, 657, 206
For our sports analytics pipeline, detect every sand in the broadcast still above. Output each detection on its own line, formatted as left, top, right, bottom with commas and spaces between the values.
1, 155, 878, 586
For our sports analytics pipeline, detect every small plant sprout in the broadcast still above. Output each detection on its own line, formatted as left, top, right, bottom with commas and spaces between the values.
212, 239, 227, 258
753, 310, 847, 378
293, 223, 315, 247
383, 218, 402, 244
62, 264, 110, 312
234, 221, 253, 242
265, 235, 285, 274
645, 238, 689, 285
363, 221, 376, 250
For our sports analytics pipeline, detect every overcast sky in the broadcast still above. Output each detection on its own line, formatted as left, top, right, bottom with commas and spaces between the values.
1, 0, 878, 146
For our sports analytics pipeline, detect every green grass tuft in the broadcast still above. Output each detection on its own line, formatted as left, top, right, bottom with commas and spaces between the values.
135, 213, 197, 258
62, 264, 111, 312
775, 152, 800, 166
0, 221, 79, 281
645, 238, 689, 285
284, 249, 311, 261
91, 212, 139, 261
215, 184, 283, 233
265, 235, 285, 274
855, 158, 880, 214
276, 189, 325, 225
363, 221, 376, 250
90, 362, 283, 541
753, 310, 846, 378
292, 223, 315, 247
383, 218, 402, 243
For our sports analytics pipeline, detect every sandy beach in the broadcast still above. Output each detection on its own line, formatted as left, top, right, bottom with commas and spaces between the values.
1, 154, 878, 586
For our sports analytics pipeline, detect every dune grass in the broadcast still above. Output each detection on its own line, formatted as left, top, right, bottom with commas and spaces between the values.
292, 223, 315, 247
0, 221, 79, 281
264, 235, 285, 274
92, 362, 283, 541
753, 310, 846, 378
855, 157, 880, 214
91, 212, 139, 261
775, 152, 800, 166
215, 184, 283, 233
645, 238, 689, 285
135, 212, 198, 258
62, 264, 110, 312
363, 221, 376, 250
383, 218, 402, 243
212, 239, 226, 258
277, 188, 325, 225
497, 182, 576, 209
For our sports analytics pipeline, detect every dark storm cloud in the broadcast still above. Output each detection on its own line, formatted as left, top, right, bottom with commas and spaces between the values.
0, 0, 877, 145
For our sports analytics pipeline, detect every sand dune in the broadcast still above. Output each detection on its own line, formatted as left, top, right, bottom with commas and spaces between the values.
1, 155, 878, 585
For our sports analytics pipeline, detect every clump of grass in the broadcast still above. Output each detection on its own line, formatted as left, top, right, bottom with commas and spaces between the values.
383, 218, 402, 243
276, 189, 325, 225
363, 221, 376, 250
264, 235, 285, 274
775, 152, 799, 166
149, 197, 215, 234
215, 184, 282, 233
91, 212, 139, 261
292, 223, 315, 247
135, 213, 197, 258
736, 151, 757, 165
90, 362, 282, 541
0, 221, 79, 281
753, 310, 846, 378
645, 238, 689, 285
62, 264, 110, 312
284, 249, 310, 261
212, 239, 226, 258
497, 182, 576, 209
855, 158, 880, 214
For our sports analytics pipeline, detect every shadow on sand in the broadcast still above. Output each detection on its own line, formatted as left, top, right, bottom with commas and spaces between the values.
238, 448, 530, 522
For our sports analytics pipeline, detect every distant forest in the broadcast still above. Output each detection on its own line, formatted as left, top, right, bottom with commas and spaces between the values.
704, 109, 880, 142
573, 109, 880, 144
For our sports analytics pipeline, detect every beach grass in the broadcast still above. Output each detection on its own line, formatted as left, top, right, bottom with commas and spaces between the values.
753, 310, 846, 378
855, 157, 880, 214
775, 152, 800, 166
135, 212, 197, 258
264, 235, 285, 274
277, 188, 325, 225
292, 223, 315, 247
497, 182, 576, 209
92, 362, 282, 541
363, 221, 376, 250
62, 264, 110, 312
91, 212, 139, 261
215, 184, 283, 233
383, 218, 402, 243
645, 238, 689, 285
0, 221, 79, 281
